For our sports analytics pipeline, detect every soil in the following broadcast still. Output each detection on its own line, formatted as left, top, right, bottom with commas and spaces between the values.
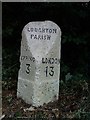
2, 80, 89, 119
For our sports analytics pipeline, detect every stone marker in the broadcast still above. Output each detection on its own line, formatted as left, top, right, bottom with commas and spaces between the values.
17, 21, 61, 107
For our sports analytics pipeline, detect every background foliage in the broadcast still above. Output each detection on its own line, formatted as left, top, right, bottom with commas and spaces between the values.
2, 2, 90, 119
2, 2, 89, 81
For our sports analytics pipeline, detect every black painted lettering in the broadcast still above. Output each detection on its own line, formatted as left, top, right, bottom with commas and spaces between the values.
45, 66, 54, 77
26, 64, 31, 74
32, 57, 35, 62
42, 28, 45, 33
42, 58, 45, 63
48, 58, 52, 64
34, 35, 37, 39
39, 28, 41, 32
55, 58, 58, 64
31, 34, 34, 39
45, 58, 48, 64
35, 28, 38, 32
26, 56, 28, 60
49, 29, 52, 33
21, 56, 25, 60
28, 27, 57, 34
53, 29, 57, 33
49, 66, 54, 76
51, 58, 54, 64
27, 27, 30, 32
45, 66, 48, 77
44, 35, 46, 40
31, 28, 33, 32
46, 28, 49, 33
47, 35, 51, 40
38, 35, 42, 40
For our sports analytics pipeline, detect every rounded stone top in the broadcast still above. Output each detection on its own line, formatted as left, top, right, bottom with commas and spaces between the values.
22, 20, 61, 36
21, 20, 61, 61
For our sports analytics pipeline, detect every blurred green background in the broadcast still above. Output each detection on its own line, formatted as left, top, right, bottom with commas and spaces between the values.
2, 2, 89, 82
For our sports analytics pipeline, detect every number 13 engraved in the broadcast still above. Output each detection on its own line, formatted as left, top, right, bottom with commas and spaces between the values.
45, 66, 54, 77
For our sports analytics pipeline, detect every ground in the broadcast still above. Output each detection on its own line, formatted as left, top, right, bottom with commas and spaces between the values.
2, 79, 90, 119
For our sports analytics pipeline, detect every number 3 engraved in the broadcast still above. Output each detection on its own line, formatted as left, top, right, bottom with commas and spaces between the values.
26, 64, 31, 74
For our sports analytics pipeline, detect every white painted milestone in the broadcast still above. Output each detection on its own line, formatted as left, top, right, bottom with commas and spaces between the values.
17, 21, 61, 107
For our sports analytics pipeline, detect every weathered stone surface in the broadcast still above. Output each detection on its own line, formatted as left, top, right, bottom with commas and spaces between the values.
17, 21, 61, 107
